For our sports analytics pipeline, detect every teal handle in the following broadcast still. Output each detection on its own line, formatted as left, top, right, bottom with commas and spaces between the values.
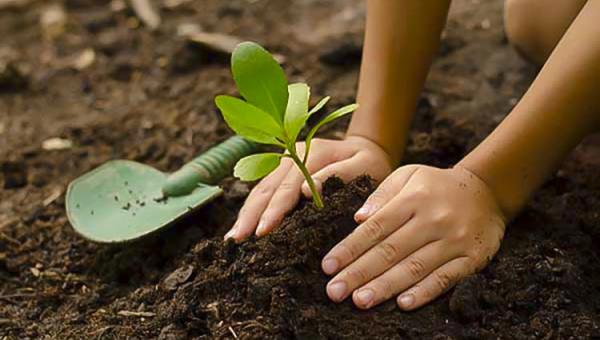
162, 136, 258, 197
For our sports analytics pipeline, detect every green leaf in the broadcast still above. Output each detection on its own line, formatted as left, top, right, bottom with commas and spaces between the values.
232, 42, 288, 125
234, 153, 282, 181
303, 103, 359, 162
308, 96, 330, 115
215, 95, 285, 145
284, 83, 310, 143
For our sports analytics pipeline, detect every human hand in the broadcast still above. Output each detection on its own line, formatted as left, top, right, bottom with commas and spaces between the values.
225, 136, 394, 241
321, 165, 506, 310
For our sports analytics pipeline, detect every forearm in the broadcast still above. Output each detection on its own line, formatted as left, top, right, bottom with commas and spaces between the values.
459, 1, 600, 219
348, 0, 451, 165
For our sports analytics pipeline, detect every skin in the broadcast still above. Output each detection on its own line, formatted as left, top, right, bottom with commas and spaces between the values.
323, 164, 505, 310
324, 0, 600, 311
226, 0, 450, 241
460, 0, 600, 218
504, 0, 587, 65
224, 136, 393, 240
227, 0, 600, 310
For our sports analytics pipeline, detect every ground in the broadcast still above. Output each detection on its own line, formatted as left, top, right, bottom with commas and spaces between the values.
1, 0, 600, 339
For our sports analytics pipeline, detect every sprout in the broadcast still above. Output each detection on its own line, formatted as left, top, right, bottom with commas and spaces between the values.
215, 42, 358, 209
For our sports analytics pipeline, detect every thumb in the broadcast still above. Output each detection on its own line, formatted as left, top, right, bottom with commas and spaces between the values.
301, 158, 363, 198
354, 165, 420, 223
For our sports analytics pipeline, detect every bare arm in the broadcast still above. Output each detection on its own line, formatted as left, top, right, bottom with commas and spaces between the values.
459, 0, 600, 219
348, 0, 451, 164
321, 1, 600, 311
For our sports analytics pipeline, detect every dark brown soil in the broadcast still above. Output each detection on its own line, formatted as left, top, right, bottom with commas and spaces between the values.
1, 0, 600, 339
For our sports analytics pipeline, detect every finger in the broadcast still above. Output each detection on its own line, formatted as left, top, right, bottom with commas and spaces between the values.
325, 217, 435, 303
321, 195, 415, 276
348, 241, 455, 309
354, 165, 420, 223
227, 160, 293, 241
255, 166, 304, 237
301, 157, 360, 198
396, 257, 474, 311
256, 152, 335, 237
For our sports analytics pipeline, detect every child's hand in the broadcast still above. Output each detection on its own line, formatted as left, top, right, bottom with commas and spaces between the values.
321, 165, 506, 310
225, 136, 394, 241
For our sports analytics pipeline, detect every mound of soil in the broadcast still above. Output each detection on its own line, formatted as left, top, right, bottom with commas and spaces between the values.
61, 177, 600, 339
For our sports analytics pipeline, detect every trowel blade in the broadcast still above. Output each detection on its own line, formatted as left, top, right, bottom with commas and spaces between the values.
66, 160, 222, 243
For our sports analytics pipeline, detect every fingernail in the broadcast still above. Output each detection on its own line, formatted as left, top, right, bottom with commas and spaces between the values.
301, 181, 309, 192
224, 224, 238, 240
327, 281, 347, 301
355, 204, 373, 220
255, 219, 268, 237
356, 289, 374, 308
322, 258, 339, 274
302, 179, 321, 197
398, 294, 415, 309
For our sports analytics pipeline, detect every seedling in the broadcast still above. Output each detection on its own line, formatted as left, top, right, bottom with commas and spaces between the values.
215, 42, 358, 209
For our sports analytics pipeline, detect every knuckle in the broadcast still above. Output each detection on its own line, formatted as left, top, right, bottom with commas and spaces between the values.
378, 280, 395, 300
431, 209, 452, 226
433, 271, 455, 294
336, 242, 359, 262
375, 242, 399, 265
329, 146, 350, 162
278, 181, 297, 192
392, 165, 414, 176
368, 187, 388, 204
405, 256, 427, 279
260, 208, 277, 222
418, 283, 437, 302
413, 283, 432, 300
361, 218, 386, 242
345, 267, 370, 283
406, 185, 429, 201
253, 184, 274, 197
451, 226, 470, 243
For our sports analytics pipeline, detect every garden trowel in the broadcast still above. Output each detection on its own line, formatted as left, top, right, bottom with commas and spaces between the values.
66, 136, 257, 243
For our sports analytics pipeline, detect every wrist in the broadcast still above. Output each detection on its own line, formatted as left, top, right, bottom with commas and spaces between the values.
452, 163, 511, 223
345, 131, 404, 167
454, 159, 522, 222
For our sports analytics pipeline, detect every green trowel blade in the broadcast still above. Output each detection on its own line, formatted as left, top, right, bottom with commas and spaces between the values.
66, 160, 222, 243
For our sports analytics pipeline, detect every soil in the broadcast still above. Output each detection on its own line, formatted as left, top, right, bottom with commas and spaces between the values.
1, 0, 600, 339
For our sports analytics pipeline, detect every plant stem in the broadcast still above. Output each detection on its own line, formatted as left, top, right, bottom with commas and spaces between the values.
289, 153, 324, 209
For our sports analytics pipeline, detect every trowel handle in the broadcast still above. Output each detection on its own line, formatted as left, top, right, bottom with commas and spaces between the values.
162, 136, 258, 197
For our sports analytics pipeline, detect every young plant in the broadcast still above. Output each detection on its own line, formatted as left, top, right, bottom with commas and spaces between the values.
215, 42, 358, 209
